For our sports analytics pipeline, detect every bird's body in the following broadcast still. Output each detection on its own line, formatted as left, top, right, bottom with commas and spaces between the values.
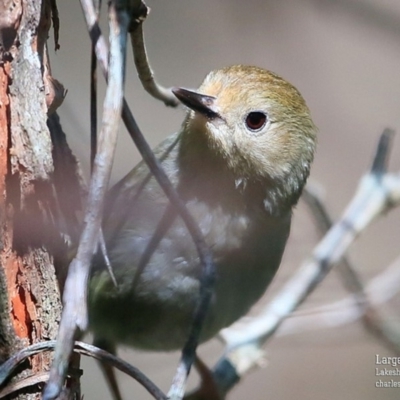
88, 65, 316, 352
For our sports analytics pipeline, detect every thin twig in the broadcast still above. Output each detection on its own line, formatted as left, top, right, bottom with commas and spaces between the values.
90, 0, 101, 170
0, 341, 166, 400
371, 128, 394, 175
78, 3, 216, 399
0, 372, 50, 399
43, 3, 129, 399
89, 0, 117, 288
257, 254, 400, 336
49, 0, 60, 51
130, 20, 180, 107
303, 183, 370, 318
299, 191, 400, 350
303, 184, 367, 302
77, 342, 167, 400
303, 130, 400, 354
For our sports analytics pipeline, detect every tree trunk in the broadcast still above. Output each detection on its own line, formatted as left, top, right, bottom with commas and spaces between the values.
0, 1, 82, 398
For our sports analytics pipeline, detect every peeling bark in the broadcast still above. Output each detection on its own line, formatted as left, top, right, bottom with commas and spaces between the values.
0, 1, 82, 399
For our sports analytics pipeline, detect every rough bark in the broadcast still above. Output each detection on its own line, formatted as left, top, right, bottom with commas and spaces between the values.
0, 1, 82, 398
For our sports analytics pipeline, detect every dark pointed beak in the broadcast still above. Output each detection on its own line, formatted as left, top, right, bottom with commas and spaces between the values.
172, 87, 220, 119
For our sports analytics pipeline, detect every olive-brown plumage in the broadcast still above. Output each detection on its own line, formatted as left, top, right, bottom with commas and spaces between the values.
88, 65, 317, 351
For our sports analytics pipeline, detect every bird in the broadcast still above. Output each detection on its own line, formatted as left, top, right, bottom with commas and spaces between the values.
88, 64, 316, 393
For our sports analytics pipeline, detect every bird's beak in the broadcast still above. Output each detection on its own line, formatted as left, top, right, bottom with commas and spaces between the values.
172, 87, 220, 119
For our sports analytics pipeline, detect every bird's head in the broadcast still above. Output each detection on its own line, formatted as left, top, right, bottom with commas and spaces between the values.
173, 65, 317, 214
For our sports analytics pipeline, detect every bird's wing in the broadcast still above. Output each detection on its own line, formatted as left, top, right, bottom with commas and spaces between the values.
102, 132, 181, 245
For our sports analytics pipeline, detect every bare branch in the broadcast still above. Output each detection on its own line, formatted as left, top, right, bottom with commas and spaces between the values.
49, 0, 60, 51
371, 128, 395, 175
43, 2, 129, 399
90, 0, 101, 170
303, 160, 400, 355
0, 341, 166, 400
130, 20, 180, 107
263, 255, 400, 337
0, 372, 50, 399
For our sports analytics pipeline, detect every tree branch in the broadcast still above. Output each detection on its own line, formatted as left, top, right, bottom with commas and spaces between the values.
44, 2, 129, 399
1, 341, 166, 400
129, 10, 180, 107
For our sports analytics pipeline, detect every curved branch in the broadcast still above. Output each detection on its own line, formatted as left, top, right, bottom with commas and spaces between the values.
130, 21, 179, 107
0, 341, 166, 400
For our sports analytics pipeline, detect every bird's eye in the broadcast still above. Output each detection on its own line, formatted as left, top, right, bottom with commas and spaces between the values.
245, 112, 267, 132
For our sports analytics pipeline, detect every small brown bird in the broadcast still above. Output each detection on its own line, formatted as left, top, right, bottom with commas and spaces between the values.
89, 64, 316, 356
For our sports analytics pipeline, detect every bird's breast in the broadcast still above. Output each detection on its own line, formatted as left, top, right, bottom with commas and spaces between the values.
89, 147, 291, 350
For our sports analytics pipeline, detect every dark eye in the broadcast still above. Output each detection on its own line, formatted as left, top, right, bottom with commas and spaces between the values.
245, 112, 267, 132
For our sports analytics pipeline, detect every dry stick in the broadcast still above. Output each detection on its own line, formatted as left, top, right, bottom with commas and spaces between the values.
49, 0, 60, 51
43, 3, 129, 400
0, 372, 51, 399
89, 0, 118, 288
306, 131, 400, 354
130, 21, 179, 107
275, 255, 400, 336
302, 184, 369, 315
90, 0, 101, 170
80, 2, 216, 399
0, 341, 166, 400
207, 131, 400, 396
304, 144, 400, 356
